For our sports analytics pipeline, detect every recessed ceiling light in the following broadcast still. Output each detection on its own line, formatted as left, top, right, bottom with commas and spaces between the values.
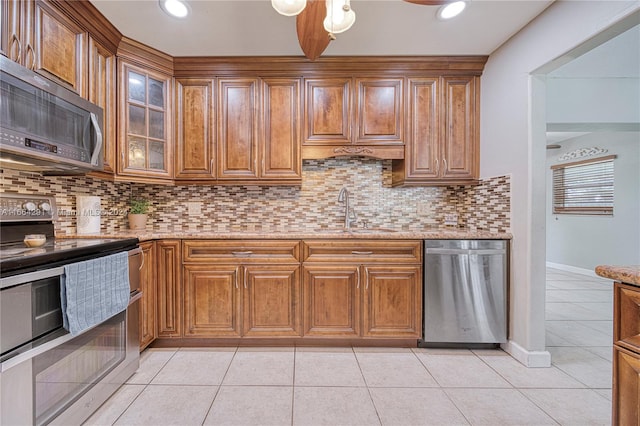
159, 0, 189, 18
437, 1, 466, 20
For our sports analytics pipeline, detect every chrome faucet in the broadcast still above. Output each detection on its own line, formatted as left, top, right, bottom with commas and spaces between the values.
338, 187, 357, 229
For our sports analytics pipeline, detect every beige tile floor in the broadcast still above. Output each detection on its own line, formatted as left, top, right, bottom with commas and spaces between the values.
85, 268, 614, 426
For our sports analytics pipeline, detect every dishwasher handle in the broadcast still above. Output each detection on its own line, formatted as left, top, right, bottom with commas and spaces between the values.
425, 248, 506, 256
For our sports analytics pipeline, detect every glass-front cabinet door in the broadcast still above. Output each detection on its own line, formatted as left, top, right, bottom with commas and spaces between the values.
118, 61, 172, 179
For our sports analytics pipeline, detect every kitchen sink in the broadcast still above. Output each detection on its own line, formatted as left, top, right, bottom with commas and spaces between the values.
319, 227, 398, 234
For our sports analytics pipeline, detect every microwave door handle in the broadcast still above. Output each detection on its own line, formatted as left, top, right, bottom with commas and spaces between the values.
89, 112, 103, 167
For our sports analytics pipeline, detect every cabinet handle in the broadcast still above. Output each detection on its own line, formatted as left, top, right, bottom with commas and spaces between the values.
26, 43, 35, 70
210, 158, 215, 175
10, 34, 21, 62
355, 267, 360, 289
443, 158, 448, 172
365, 267, 369, 290
121, 151, 125, 166
435, 159, 439, 174
232, 251, 253, 257
351, 251, 373, 255
243, 266, 248, 289
235, 266, 240, 289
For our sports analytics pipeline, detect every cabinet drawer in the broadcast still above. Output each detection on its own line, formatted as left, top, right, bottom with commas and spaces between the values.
615, 282, 640, 352
303, 240, 421, 263
183, 240, 301, 263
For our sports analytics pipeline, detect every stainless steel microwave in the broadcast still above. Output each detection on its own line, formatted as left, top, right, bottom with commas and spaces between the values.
0, 55, 103, 174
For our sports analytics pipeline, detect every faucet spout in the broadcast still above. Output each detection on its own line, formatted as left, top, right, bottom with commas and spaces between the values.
338, 187, 356, 229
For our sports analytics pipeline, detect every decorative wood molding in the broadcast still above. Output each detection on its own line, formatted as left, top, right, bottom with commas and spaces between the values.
174, 56, 488, 78
117, 37, 174, 74
49, 0, 122, 53
302, 145, 405, 160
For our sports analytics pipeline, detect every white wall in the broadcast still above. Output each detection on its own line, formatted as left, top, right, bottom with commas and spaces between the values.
546, 132, 640, 270
480, 1, 640, 366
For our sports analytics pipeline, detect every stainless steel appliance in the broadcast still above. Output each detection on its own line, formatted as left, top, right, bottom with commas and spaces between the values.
0, 55, 103, 174
0, 193, 140, 425
421, 239, 507, 346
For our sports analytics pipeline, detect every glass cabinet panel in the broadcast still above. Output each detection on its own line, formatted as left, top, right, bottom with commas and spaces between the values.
121, 64, 169, 175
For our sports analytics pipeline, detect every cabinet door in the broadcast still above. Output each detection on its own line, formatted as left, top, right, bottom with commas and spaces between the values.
1, 0, 29, 64
243, 264, 301, 337
139, 242, 156, 350
33, 1, 86, 95
303, 265, 360, 337
304, 78, 352, 145
613, 346, 640, 425
157, 240, 182, 338
441, 76, 478, 180
355, 78, 403, 145
404, 77, 440, 180
119, 61, 172, 179
217, 78, 259, 180
183, 264, 242, 337
175, 79, 215, 180
88, 36, 116, 174
261, 78, 301, 181
362, 266, 422, 338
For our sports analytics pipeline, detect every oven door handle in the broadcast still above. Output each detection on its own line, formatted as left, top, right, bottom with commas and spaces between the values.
0, 266, 65, 290
1, 330, 74, 373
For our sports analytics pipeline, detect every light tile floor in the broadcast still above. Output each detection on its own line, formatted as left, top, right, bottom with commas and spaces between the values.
85, 268, 614, 426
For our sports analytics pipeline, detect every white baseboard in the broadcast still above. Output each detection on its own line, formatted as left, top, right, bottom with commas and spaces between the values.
546, 261, 598, 278
501, 340, 551, 368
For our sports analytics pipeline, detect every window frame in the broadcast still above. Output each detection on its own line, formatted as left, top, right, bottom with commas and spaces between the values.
550, 154, 616, 216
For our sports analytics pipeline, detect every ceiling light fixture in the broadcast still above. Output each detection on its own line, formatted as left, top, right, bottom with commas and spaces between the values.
272, 0, 307, 17
323, 0, 356, 36
271, 0, 356, 37
159, 0, 189, 18
436, 1, 466, 20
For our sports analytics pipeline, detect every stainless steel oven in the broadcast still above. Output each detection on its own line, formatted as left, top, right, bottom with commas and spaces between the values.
0, 248, 141, 426
0, 193, 141, 425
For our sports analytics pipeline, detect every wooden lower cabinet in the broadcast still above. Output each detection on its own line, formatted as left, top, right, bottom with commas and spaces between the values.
302, 240, 422, 340
139, 241, 156, 350
303, 265, 360, 337
183, 264, 302, 338
183, 264, 242, 337
156, 240, 182, 338
613, 281, 640, 424
243, 264, 301, 336
363, 266, 422, 337
613, 346, 640, 425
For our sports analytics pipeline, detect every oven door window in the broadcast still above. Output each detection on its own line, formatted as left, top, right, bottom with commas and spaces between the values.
33, 311, 126, 426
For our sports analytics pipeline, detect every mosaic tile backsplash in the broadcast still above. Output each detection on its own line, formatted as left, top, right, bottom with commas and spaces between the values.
0, 158, 510, 235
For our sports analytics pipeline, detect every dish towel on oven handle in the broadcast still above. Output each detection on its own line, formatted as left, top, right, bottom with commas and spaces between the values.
61, 251, 130, 336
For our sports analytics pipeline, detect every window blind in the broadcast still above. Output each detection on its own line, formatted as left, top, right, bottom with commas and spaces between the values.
551, 155, 616, 215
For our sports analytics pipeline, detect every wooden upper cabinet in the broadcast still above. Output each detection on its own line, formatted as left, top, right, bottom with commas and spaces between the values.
304, 78, 352, 145
1, 0, 33, 65
88, 36, 116, 174
118, 60, 173, 180
441, 76, 478, 180
261, 77, 302, 181
217, 78, 259, 180
33, 1, 86, 96
355, 78, 403, 145
175, 78, 215, 180
391, 75, 479, 186
395, 78, 439, 182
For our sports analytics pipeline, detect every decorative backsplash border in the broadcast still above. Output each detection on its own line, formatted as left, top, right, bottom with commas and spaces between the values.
0, 158, 510, 235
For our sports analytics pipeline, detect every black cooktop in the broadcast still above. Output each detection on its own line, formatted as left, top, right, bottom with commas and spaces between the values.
0, 237, 139, 276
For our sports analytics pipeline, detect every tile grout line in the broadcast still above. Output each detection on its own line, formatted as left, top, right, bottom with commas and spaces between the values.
351, 347, 384, 426
199, 346, 239, 425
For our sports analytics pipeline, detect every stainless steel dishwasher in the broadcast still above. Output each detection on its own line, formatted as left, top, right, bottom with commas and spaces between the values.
421, 240, 507, 346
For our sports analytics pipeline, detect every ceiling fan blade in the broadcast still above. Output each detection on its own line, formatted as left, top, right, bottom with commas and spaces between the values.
403, 0, 451, 5
296, 0, 331, 61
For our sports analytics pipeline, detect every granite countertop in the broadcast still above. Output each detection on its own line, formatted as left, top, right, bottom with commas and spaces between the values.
63, 227, 512, 242
595, 265, 640, 286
